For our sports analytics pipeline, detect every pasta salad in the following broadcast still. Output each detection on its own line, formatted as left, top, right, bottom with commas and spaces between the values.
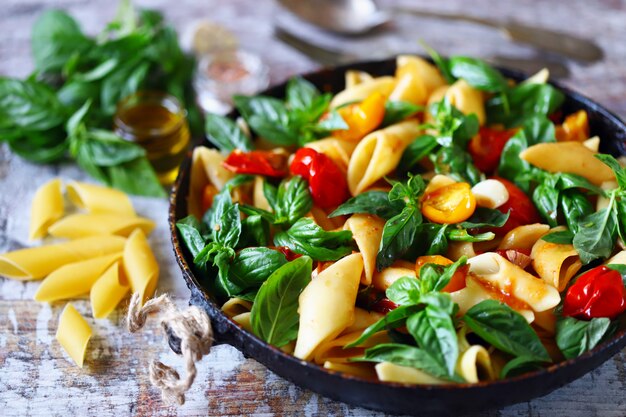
177, 54, 626, 384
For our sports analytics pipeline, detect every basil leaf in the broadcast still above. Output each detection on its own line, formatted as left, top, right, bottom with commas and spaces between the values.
106, 156, 167, 197
247, 115, 299, 146
418, 292, 456, 315
214, 203, 242, 248
204, 113, 252, 152
0, 77, 66, 131
487, 82, 564, 127
234, 95, 288, 123
556, 316, 612, 359
449, 56, 508, 92
239, 214, 270, 247
557, 173, 606, 196
459, 207, 510, 229
176, 215, 206, 259
542, 230, 574, 244
315, 111, 348, 132
433, 145, 483, 185
229, 247, 288, 290
463, 300, 551, 361
286, 77, 319, 110
426, 224, 449, 255
240, 204, 276, 224
345, 304, 423, 348
596, 153, 626, 189
329, 191, 404, 220
376, 206, 420, 271
250, 256, 312, 347
262, 180, 278, 211
388, 174, 426, 206
274, 176, 313, 226
398, 134, 439, 174
31, 10, 93, 74
533, 182, 560, 227
573, 207, 618, 264
354, 343, 463, 382
381, 101, 423, 127
386, 277, 422, 306
273, 218, 354, 261
418, 257, 466, 294
500, 356, 547, 378
561, 189, 594, 233
421, 42, 455, 84
407, 306, 459, 376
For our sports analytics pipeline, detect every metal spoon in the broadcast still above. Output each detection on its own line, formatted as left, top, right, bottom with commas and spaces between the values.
277, 0, 604, 63
274, 25, 570, 78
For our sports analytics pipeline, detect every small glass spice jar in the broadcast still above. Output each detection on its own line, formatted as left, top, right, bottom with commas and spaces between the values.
194, 49, 270, 115
114, 91, 190, 185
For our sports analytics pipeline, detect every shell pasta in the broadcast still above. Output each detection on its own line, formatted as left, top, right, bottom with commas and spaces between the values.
178, 51, 626, 385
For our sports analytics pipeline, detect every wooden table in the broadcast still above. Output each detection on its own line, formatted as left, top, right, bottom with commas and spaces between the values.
2, 0, 626, 416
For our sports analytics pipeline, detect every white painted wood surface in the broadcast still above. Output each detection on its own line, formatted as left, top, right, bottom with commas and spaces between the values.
2, 0, 626, 416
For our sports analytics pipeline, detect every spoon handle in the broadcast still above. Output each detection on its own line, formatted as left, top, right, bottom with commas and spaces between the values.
274, 26, 358, 66
392, 7, 603, 63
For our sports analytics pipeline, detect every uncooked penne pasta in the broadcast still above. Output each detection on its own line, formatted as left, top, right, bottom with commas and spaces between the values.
48, 213, 155, 239
29, 178, 64, 240
56, 303, 92, 368
34, 253, 122, 302
66, 181, 135, 217
90, 261, 130, 319
123, 229, 159, 304
0, 236, 126, 280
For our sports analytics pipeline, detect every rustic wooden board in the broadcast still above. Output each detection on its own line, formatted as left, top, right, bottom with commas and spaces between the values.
2, 0, 626, 416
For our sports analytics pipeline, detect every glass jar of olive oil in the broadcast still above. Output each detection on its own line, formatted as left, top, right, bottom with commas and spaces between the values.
114, 91, 190, 185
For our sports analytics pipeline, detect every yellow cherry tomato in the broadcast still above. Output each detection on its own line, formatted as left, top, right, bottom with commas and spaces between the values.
333, 92, 386, 141
421, 182, 476, 224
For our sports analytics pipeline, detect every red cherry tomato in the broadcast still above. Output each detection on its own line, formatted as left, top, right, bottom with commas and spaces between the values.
357, 288, 399, 314
563, 266, 626, 320
490, 177, 541, 236
290, 148, 350, 209
271, 246, 301, 261
468, 127, 516, 173
223, 150, 287, 177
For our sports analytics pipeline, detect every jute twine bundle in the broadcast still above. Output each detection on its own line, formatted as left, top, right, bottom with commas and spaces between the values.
127, 293, 213, 405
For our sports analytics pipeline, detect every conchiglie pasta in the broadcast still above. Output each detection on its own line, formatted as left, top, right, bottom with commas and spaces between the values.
66, 181, 135, 217
188, 147, 235, 219
344, 214, 385, 285
0, 236, 126, 280
531, 231, 582, 291
90, 261, 130, 319
294, 253, 363, 360
56, 303, 92, 368
29, 178, 64, 240
48, 213, 155, 239
34, 253, 122, 302
467, 253, 560, 312
347, 120, 422, 195
123, 229, 159, 304
330, 76, 396, 109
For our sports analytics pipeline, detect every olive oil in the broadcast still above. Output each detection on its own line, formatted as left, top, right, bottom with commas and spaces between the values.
114, 91, 190, 185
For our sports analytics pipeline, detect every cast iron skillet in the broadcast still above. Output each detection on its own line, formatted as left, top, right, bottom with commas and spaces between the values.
169, 58, 626, 416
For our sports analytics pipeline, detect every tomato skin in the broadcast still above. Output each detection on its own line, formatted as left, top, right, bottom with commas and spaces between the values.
223, 150, 287, 177
333, 92, 386, 141
272, 246, 302, 261
490, 177, 541, 235
357, 288, 399, 314
421, 182, 476, 224
563, 266, 626, 320
290, 148, 350, 209
468, 127, 516, 173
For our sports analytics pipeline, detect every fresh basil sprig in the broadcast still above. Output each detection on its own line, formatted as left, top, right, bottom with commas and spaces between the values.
348, 258, 467, 381
329, 190, 404, 220
234, 77, 345, 147
555, 316, 613, 360
250, 256, 312, 347
381, 101, 423, 127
